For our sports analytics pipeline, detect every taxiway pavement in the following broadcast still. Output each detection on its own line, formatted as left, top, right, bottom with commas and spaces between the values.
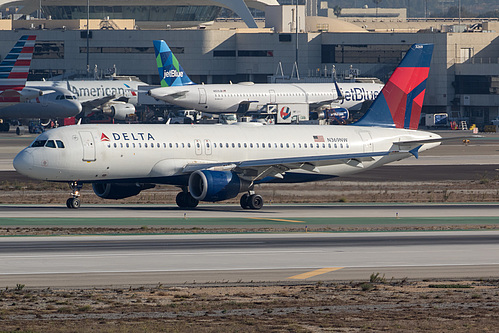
0, 231, 498, 287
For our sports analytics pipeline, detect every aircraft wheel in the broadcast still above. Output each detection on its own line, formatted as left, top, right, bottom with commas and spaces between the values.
186, 193, 199, 208
248, 194, 263, 210
240, 193, 250, 209
175, 192, 188, 208
66, 197, 80, 209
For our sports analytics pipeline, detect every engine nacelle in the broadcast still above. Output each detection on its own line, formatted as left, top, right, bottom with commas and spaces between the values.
92, 183, 154, 200
105, 103, 135, 120
19, 87, 43, 101
188, 170, 250, 202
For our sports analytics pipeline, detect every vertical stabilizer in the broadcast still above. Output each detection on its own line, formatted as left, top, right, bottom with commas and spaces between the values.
354, 43, 434, 130
153, 40, 195, 87
0, 35, 36, 92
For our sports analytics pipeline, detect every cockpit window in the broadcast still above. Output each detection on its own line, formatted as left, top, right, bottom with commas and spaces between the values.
31, 140, 46, 147
65, 95, 74, 100
45, 140, 56, 148
56, 140, 65, 148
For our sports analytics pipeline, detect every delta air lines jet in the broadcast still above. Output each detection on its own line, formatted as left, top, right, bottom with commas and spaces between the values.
14, 44, 439, 210
147, 40, 383, 114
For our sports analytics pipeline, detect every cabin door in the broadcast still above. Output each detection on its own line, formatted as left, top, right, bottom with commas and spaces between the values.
79, 131, 96, 161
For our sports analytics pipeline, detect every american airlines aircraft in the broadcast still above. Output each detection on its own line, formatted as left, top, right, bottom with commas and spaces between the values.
26, 79, 147, 121
14, 44, 439, 210
0, 35, 42, 107
147, 40, 383, 115
0, 86, 82, 120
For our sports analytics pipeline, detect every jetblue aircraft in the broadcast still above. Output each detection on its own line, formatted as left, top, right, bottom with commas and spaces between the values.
147, 40, 383, 114
14, 44, 439, 210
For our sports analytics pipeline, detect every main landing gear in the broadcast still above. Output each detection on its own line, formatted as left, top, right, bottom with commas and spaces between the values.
176, 191, 199, 208
240, 191, 263, 210
66, 181, 82, 209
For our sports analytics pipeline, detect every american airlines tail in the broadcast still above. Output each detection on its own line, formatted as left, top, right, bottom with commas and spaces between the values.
153, 39, 195, 87
0, 35, 36, 93
354, 43, 433, 130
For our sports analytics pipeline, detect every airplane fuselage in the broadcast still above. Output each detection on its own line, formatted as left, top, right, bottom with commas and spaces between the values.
14, 123, 440, 184
149, 82, 383, 114
27, 80, 147, 105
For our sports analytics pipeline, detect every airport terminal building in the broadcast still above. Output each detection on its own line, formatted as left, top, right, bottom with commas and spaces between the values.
0, 0, 498, 127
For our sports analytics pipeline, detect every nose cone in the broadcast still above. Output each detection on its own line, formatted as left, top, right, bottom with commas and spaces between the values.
13, 149, 33, 177
67, 100, 83, 116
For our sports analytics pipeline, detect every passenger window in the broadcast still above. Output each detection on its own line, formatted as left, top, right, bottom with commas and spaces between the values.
256, 143, 259, 148
280, 143, 283, 148
145, 143, 148, 148
126, 143, 129, 148
120, 143, 123, 148
334, 144, 337, 148
250, 143, 253, 148
340, 144, 343, 148
45, 140, 56, 148
262, 143, 265, 148
176, 143, 179, 148
238, 143, 241, 148
181, 143, 184, 148
157, 143, 160, 148
244, 143, 247, 148
226, 143, 229, 148
232, 143, 235, 148
114, 143, 117, 148
286, 143, 289, 148
304, 143, 307, 148
56, 140, 65, 148
346, 144, 349, 148
188, 143, 191, 148
163, 143, 166, 148
169, 143, 173, 148
328, 143, 331, 148
133, 143, 136, 148
298, 143, 302, 148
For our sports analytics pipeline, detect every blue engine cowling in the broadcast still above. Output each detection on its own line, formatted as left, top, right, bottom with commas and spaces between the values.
188, 170, 250, 202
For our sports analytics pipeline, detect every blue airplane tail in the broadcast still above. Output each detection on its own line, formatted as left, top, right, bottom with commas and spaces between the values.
153, 40, 195, 87
354, 43, 434, 130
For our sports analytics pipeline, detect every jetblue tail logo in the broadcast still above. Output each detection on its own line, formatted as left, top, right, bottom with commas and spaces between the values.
354, 43, 434, 130
153, 40, 194, 87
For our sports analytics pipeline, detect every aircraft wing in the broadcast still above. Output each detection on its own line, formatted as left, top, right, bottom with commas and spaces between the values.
81, 95, 120, 109
182, 150, 390, 181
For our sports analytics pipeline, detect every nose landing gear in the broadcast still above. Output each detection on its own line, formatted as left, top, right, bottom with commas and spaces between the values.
240, 191, 263, 210
66, 181, 83, 209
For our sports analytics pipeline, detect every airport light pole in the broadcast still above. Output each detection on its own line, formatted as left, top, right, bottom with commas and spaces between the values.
86, 0, 90, 78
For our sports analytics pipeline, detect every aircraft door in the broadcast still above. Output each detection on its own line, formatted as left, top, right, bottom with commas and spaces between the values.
79, 131, 96, 161
359, 131, 373, 153
198, 88, 207, 104
204, 139, 212, 155
269, 90, 276, 103
194, 139, 202, 155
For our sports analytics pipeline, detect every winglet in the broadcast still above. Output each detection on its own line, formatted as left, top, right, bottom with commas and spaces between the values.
354, 44, 434, 130
409, 145, 423, 159
153, 40, 195, 87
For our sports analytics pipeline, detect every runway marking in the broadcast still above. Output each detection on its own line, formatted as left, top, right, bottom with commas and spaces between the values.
287, 267, 344, 279
247, 217, 305, 223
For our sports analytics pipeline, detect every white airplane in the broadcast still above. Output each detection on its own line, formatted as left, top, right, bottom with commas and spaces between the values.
14, 44, 440, 210
0, 86, 82, 121
26, 79, 147, 121
147, 40, 383, 115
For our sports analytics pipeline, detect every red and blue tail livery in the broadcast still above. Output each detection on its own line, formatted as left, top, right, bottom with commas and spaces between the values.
355, 43, 433, 130
0, 35, 36, 92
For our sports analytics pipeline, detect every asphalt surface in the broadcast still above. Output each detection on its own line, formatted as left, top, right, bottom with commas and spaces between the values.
1, 232, 498, 287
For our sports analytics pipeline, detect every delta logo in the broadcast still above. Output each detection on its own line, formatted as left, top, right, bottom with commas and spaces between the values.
163, 69, 184, 78
100, 133, 110, 141
280, 106, 291, 120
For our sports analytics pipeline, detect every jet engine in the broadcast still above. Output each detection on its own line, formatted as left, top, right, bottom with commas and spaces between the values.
188, 170, 250, 202
104, 103, 135, 121
92, 183, 155, 199
18, 87, 43, 101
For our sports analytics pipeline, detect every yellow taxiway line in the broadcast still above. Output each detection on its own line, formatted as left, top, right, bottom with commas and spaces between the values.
247, 217, 305, 223
288, 267, 344, 279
